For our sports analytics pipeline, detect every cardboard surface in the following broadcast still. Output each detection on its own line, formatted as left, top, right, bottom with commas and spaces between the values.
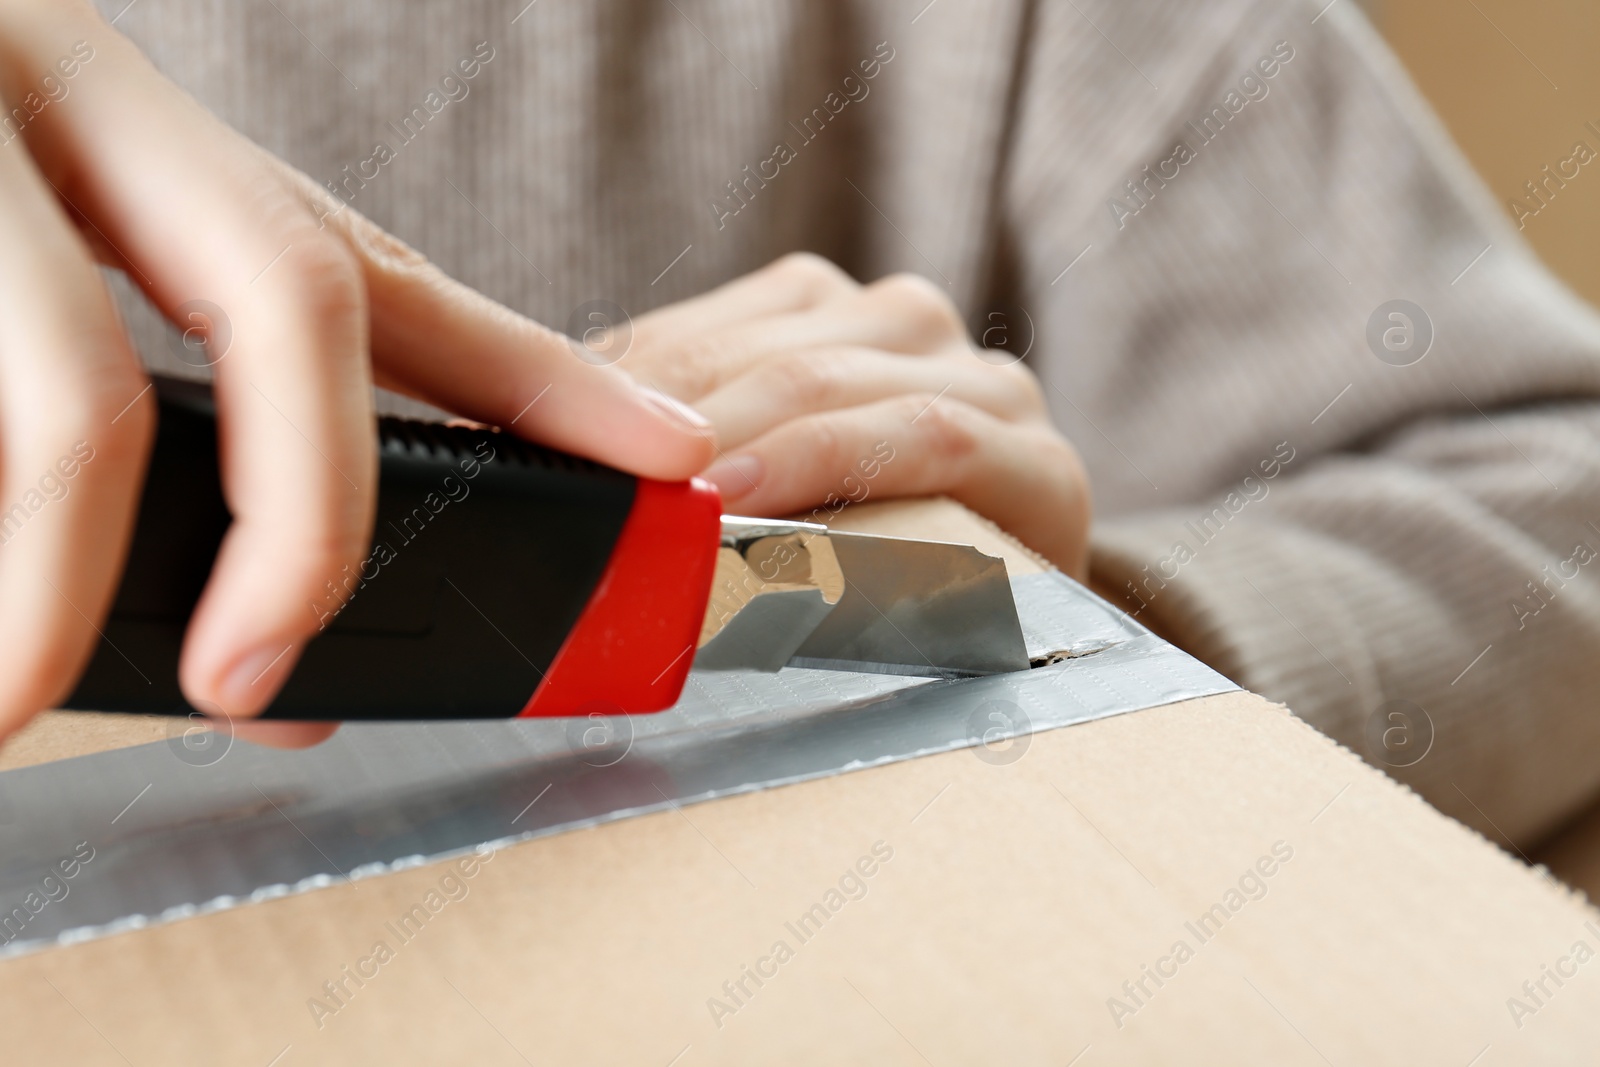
3, 498, 1597, 1064
822, 495, 1049, 577
0, 712, 167, 772
3, 689, 1597, 1064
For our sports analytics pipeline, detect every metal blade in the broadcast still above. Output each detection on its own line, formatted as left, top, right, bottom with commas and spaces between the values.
693, 587, 835, 672
790, 530, 1028, 677
693, 518, 843, 672
694, 518, 1028, 678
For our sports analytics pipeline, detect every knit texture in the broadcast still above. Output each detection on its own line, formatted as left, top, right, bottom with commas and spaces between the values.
101, 0, 1600, 845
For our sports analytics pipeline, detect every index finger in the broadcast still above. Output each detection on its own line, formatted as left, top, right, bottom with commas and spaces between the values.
272, 163, 720, 481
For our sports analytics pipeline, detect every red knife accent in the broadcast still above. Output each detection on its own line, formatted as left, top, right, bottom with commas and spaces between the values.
517, 476, 723, 717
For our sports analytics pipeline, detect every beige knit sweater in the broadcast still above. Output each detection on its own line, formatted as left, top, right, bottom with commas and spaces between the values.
104, 0, 1600, 846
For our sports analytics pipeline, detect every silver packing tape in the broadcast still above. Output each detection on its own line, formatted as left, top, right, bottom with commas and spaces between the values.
0, 572, 1236, 958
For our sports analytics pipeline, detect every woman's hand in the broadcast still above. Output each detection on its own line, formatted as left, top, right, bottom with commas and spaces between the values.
625, 254, 1091, 578
0, 1, 715, 744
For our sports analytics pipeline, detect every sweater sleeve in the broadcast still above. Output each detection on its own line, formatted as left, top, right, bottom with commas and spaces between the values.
1009, 0, 1600, 845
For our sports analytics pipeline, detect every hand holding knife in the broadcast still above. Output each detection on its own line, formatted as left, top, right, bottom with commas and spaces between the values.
64, 378, 1027, 721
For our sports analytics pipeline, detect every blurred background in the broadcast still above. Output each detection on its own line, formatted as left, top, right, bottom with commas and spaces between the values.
1373, 0, 1600, 305
1370, 0, 1600, 879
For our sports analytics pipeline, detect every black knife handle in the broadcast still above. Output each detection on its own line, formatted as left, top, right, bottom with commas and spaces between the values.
61, 376, 720, 721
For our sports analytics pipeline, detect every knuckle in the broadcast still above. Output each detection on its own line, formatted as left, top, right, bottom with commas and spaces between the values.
769, 251, 853, 298
800, 411, 848, 477
994, 360, 1048, 414
14, 284, 152, 462
4, 647, 79, 721
318, 527, 378, 575
279, 163, 433, 275
873, 273, 966, 341
767, 352, 842, 408
276, 510, 377, 584
277, 234, 367, 331
1018, 424, 1088, 498
1041, 430, 1090, 491
666, 335, 735, 397
344, 212, 432, 275
907, 395, 980, 462
1033, 427, 1078, 469
90, 386, 156, 462
50, 370, 154, 464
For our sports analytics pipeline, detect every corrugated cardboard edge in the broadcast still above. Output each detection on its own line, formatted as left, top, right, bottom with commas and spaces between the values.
1249, 693, 1597, 917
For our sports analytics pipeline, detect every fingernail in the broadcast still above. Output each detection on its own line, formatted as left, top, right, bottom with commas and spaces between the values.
218, 642, 298, 715
702, 454, 764, 503
639, 386, 714, 435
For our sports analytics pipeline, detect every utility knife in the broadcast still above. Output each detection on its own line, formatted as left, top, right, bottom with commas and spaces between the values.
63, 377, 1028, 720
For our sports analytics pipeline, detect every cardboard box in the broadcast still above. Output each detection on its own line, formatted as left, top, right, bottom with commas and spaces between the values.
2, 500, 1596, 1065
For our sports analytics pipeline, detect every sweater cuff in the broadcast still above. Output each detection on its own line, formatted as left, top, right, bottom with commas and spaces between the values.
1089, 510, 1392, 751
